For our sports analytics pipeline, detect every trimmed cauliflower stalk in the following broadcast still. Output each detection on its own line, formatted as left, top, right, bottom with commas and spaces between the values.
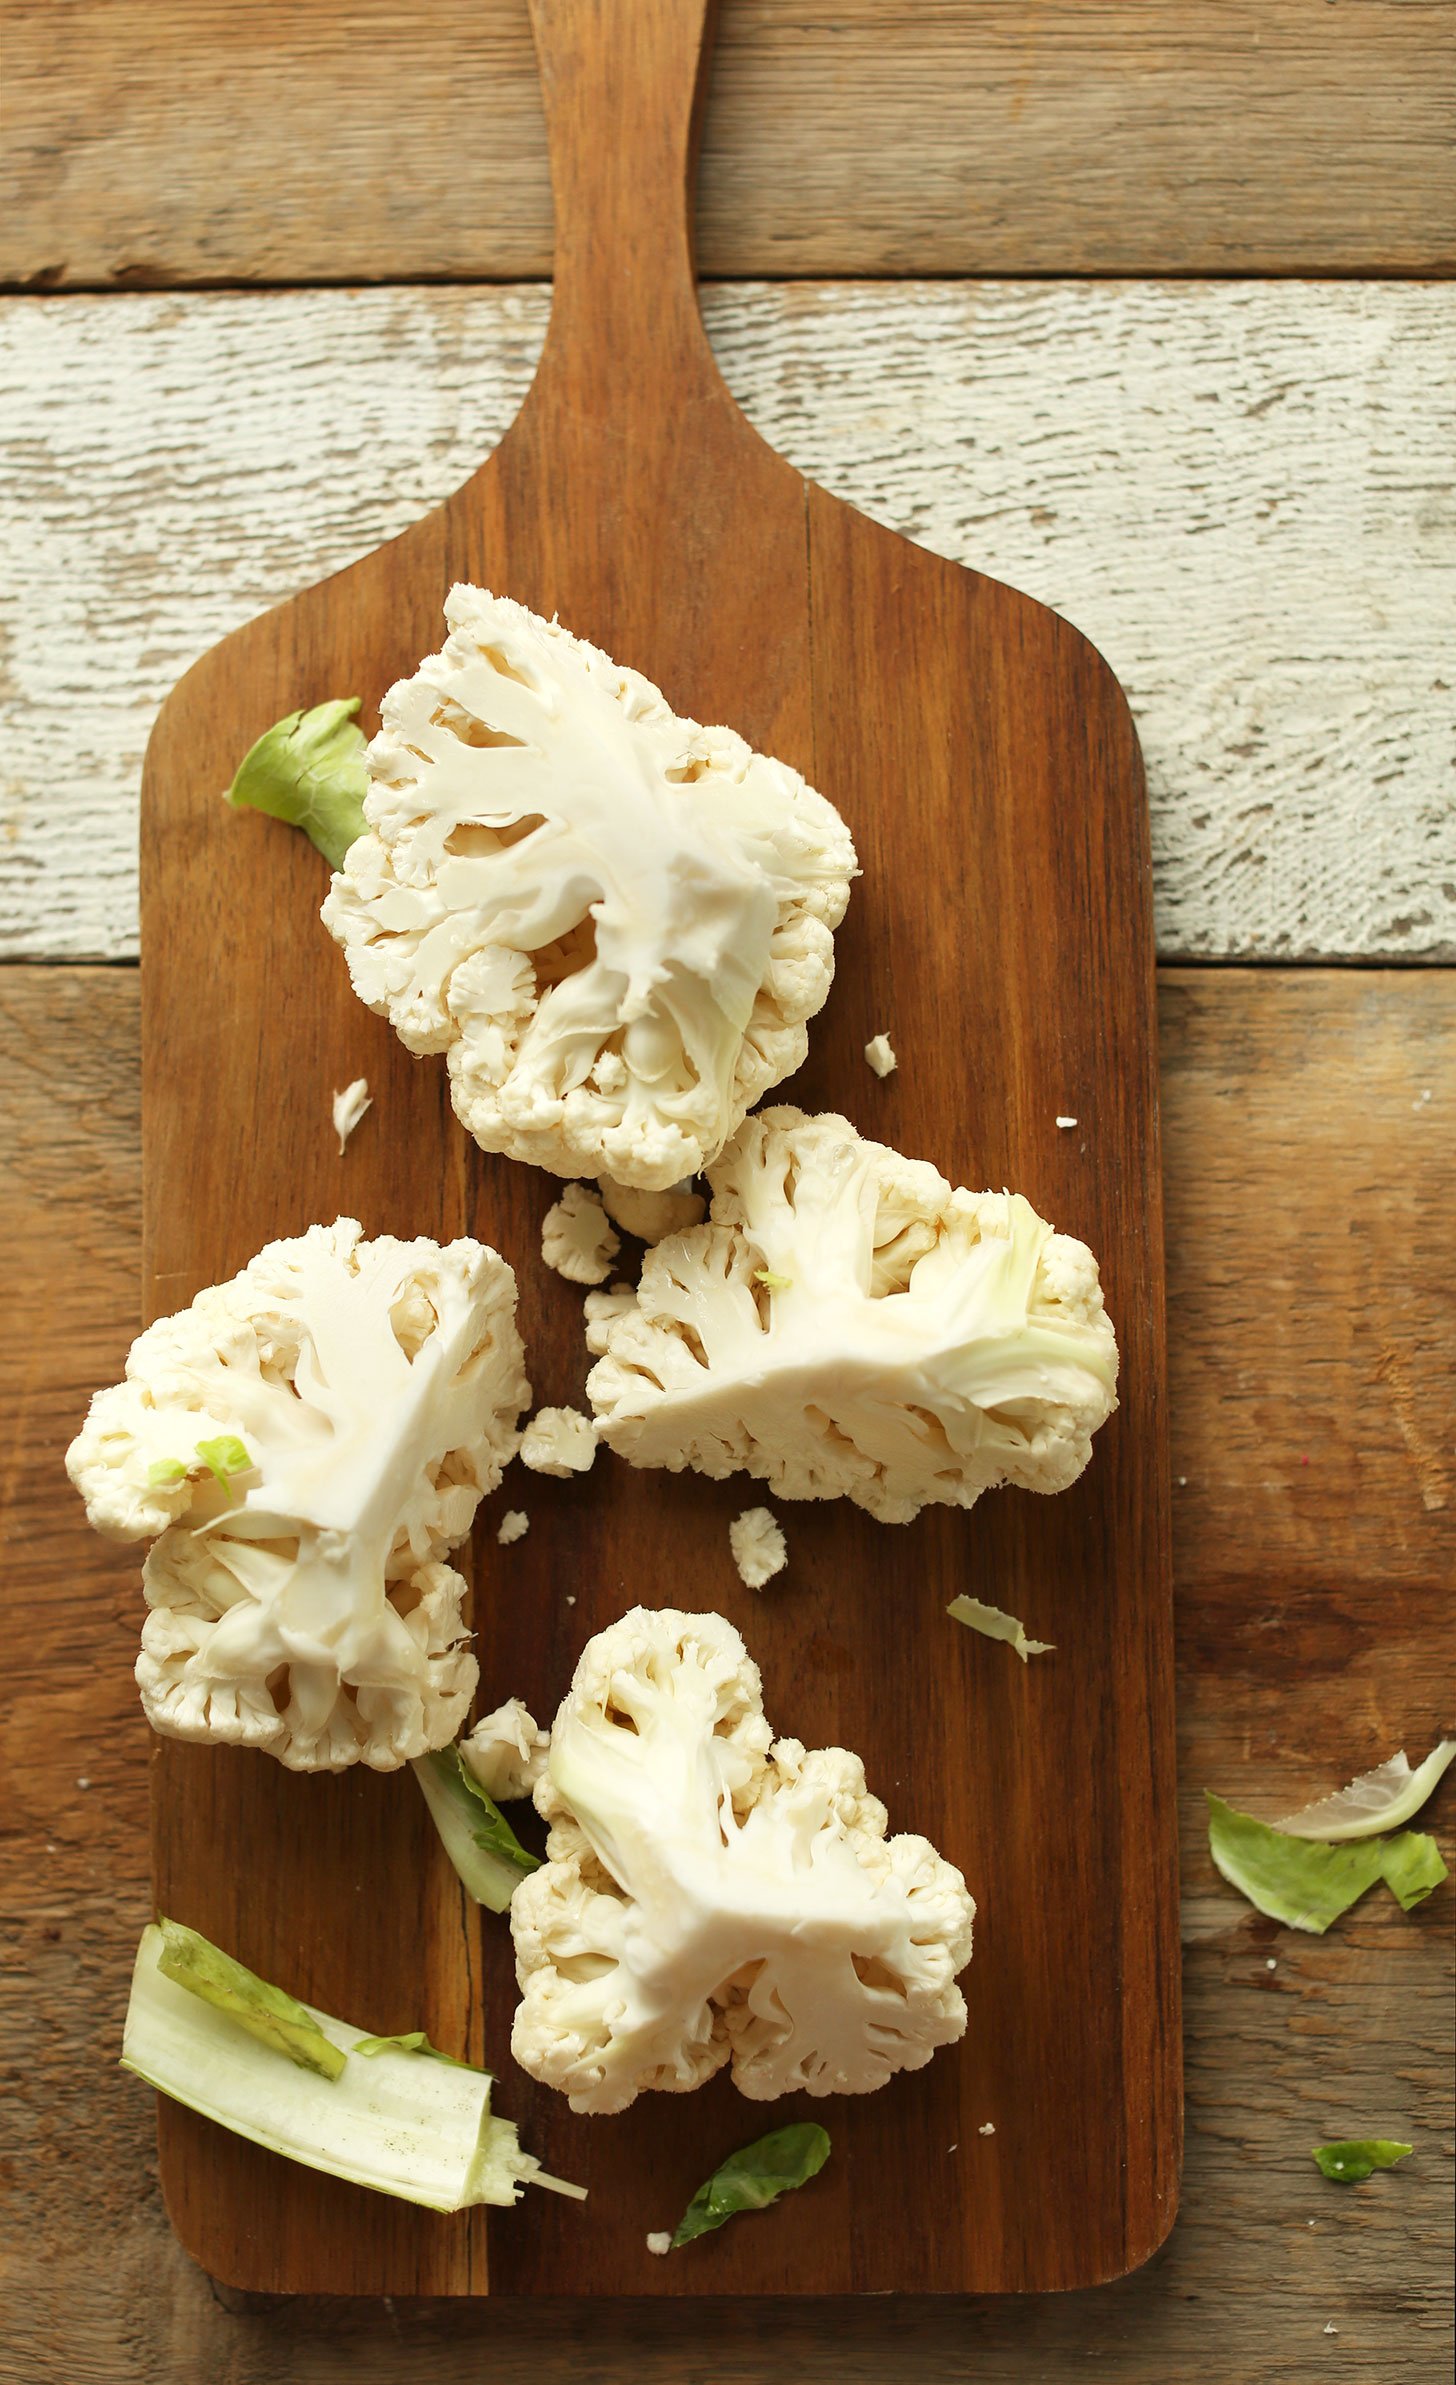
66, 1220, 529, 1771
541, 1183, 619, 1286
511, 1607, 974, 2113
587, 1108, 1118, 1523
321, 587, 857, 1191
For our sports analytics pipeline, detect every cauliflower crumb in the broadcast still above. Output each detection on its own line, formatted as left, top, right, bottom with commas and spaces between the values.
541, 1184, 620, 1286
864, 1032, 897, 1078
646, 2231, 672, 2257
520, 1407, 597, 1477
599, 1176, 707, 1244
730, 1506, 787, 1590
331, 1077, 372, 1152
496, 1508, 529, 1546
1055, 1115, 1078, 1129
978, 2121, 996, 2136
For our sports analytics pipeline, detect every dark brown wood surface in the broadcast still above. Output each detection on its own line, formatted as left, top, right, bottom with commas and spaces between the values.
2, 964, 1450, 2380
135, 0, 1174, 2300
5, 1, 1453, 289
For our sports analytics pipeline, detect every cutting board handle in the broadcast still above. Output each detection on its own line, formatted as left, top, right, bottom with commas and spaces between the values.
526, 0, 723, 409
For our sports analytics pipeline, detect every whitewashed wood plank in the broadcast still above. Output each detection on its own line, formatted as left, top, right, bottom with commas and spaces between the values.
2, 282, 1451, 962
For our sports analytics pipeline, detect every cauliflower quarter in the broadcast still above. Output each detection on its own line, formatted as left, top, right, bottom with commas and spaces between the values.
66, 1219, 528, 1771
321, 586, 858, 1191
587, 1107, 1119, 1523
510, 1608, 975, 2113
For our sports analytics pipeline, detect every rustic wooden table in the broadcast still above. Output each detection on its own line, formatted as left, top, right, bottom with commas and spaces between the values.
2, 5, 1452, 2379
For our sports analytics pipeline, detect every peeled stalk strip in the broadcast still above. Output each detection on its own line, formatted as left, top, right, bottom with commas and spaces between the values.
1275, 1741, 1456, 1840
121, 1923, 582, 2209
946, 1595, 1053, 1661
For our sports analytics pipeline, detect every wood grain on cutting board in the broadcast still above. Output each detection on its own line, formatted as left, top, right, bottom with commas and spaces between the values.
138, 0, 1175, 2295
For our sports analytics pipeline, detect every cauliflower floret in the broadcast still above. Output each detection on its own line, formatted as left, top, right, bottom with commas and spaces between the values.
540, 1183, 620, 1286
520, 1407, 597, 1477
583, 1284, 638, 1355
586, 1108, 1119, 1523
863, 1032, 897, 1078
65, 1219, 529, 1771
496, 1508, 530, 1546
598, 1176, 707, 1245
462, 1698, 549, 1801
320, 587, 858, 1190
511, 1608, 974, 2113
729, 1506, 787, 1590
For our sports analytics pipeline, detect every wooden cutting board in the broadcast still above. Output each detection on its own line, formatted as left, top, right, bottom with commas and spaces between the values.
138, 0, 1177, 2299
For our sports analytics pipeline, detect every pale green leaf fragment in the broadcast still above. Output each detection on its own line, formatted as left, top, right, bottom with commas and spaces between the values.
146, 1458, 188, 1487
1205, 1794, 1384, 1933
947, 1594, 1054, 1661
1378, 1831, 1448, 1912
412, 1746, 541, 1914
670, 2123, 831, 2248
1275, 1741, 1456, 1840
353, 2031, 474, 2069
155, 1915, 345, 2080
226, 697, 369, 869
753, 1269, 792, 1292
1313, 2139, 1412, 2183
195, 1434, 255, 1500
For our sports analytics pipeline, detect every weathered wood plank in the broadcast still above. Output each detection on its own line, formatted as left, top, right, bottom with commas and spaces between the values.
4, 1, 1454, 288
3, 281, 1452, 968
1, 963, 1451, 2373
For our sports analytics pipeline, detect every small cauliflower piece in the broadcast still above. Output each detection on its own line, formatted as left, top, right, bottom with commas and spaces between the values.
462, 1698, 549, 1801
730, 1507, 787, 1590
65, 1219, 529, 1771
599, 1176, 707, 1245
586, 1108, 1119, 1524
863, 1033, 897, 1078
541, 1183, 620, 1286
583, 1284, 638, 1355
510, 1607, 974, 2113
320, 586, 857, 1190
331, 1077, 372, 1152
496, 1508, 530, 1546
520, 1407, 597, 1477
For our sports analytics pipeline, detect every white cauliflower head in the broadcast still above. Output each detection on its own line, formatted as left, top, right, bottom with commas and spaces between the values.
320, 587, 857, 1190
510, 1607, 974, 2113
586, 1108, 1119, 1523
66, 1219, 529, 1771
